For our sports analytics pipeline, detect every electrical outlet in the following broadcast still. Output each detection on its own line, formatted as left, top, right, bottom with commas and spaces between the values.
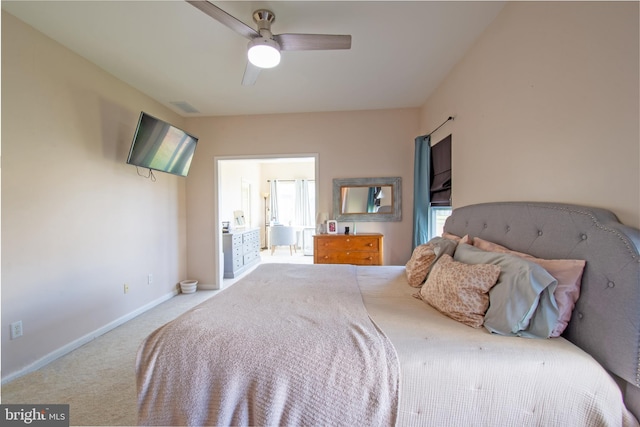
148, 274, 153, 285
10, 321, 23, 340
124, 284, 129, 294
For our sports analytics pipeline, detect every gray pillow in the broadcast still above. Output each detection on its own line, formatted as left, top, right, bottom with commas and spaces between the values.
453, 243, 559, 338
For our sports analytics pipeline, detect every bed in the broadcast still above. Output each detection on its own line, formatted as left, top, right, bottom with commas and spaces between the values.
136, 201, 640, 426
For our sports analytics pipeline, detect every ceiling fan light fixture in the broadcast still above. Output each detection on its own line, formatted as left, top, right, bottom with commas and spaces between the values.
247, 38, 281, 69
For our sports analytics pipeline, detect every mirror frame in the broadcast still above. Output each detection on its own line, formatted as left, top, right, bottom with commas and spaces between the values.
333, 177, 402, 222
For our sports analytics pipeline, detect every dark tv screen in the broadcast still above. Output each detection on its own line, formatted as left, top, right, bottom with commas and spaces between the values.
127, 112, 198, 177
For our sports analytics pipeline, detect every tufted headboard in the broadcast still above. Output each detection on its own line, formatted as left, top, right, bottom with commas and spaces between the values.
443, 201, 640, 417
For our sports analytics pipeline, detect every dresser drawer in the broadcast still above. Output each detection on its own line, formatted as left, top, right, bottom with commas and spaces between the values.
243, 230, 259, 245
315, 236, 379, 252
244, 250, 259, 265
314, 251, 380, 265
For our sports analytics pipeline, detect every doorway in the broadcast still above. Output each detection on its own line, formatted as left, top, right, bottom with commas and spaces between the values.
214, 154, 317, 288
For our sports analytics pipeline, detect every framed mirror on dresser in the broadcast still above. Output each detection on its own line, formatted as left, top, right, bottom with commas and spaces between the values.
332, 177, 401, 222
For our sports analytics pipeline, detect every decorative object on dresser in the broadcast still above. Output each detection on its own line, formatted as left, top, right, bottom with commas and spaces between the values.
223, 228, 260, 278
316, 212, 329, 234
234, 210, 246, 227
314, 233, 383, 265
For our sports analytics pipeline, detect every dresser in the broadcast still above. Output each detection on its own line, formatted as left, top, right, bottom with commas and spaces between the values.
223, 228, 260, 278
313, 233, 383, 265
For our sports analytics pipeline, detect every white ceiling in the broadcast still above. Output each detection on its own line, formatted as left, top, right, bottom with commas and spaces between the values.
2, 1, 505, 117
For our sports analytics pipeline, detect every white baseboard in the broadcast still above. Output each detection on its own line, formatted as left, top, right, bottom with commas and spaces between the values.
1, 289, 179, 385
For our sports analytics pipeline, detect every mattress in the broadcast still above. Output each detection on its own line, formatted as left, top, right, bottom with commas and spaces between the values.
358, 265, 638, 426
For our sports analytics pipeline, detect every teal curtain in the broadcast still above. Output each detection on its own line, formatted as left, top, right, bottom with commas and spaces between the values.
367, 187, 376, 213
412, 135, 431, 249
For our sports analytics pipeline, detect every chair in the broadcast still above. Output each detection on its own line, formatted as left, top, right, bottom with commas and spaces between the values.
270, 226, 297, 255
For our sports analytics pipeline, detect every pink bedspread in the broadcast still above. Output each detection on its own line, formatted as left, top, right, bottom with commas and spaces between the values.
136, 263, 399, 426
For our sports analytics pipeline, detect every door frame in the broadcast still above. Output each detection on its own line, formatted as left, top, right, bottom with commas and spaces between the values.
213, 153, 319, 289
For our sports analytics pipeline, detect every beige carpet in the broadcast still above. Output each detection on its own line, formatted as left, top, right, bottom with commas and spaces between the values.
0, 251, 311, 426
1, 251, 311, 426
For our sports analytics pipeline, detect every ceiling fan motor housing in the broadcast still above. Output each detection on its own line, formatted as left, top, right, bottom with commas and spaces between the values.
253, 9, 276, 34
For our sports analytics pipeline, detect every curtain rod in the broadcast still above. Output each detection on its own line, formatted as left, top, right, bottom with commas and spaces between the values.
424, 116, 454, 137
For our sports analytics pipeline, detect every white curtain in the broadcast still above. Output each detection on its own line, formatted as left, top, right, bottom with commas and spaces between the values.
269, 180, 278, 224
270, 179, 314, 226
294, 180, 313, 226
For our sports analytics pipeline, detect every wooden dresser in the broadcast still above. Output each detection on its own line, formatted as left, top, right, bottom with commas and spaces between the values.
313, 233, 383, 265
223, 228, 260, 278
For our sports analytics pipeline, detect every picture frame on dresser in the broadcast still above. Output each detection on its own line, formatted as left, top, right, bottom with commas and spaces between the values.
233, 210, 245, 227
327, 220, 338, 234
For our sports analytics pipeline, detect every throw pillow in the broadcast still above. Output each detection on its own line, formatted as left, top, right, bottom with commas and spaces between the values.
419, 254, 501, 328
405, 237, 457, 287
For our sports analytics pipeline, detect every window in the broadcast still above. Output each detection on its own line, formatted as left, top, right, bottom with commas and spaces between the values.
430, 206, 452, 238
275, 181, 296, 225
429, 135, 452, 239
430, 135, 451, 207
271, 180, 315, 227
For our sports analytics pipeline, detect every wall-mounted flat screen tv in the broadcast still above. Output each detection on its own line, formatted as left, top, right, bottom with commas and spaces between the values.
127, 112, 198, 177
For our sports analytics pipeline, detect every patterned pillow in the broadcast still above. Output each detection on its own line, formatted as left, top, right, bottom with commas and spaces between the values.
405, 237, 457, 287
472, 237, 585, 337
419, 254, 501, 328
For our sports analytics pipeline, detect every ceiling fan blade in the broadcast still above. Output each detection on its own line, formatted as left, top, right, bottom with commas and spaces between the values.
241, 61, 261, 86
186, 0, 259, 40
274, 34, 352, 51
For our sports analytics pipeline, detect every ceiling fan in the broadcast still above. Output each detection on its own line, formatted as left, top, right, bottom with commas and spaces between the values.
186, 1, 352, 85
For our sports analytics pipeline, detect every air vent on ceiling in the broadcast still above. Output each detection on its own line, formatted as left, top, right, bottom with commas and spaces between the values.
170, 101, 200, 114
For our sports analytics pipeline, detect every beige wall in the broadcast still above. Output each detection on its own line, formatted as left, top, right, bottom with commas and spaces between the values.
218, 160, 262, 229
185, 109, 420, 287
421, 1, 639, 228
1, 12, 189, 379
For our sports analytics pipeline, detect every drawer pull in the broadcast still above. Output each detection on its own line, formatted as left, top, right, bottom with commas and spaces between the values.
367, 243, 373, 247
346, 239, 350, 242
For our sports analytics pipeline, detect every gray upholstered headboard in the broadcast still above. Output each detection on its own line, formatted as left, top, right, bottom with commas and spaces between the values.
443, 201, 640, 418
